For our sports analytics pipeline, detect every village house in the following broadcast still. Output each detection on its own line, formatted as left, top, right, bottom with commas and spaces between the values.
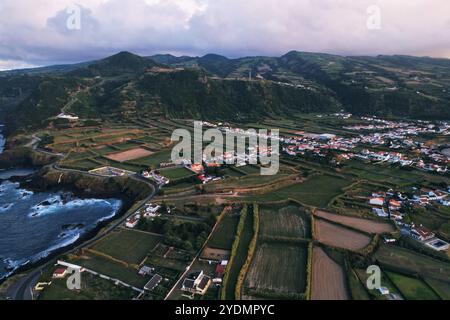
181, 270, 212, 297
411, 226, 435, 242
125, 215, 140, 229
369, 197, 385, 207
52, 267, 68, 279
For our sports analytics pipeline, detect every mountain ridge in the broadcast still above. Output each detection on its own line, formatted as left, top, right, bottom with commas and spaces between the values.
1, 50, 450, 134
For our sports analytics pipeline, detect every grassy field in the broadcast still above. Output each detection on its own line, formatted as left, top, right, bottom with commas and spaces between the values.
207, 214, 240, 250
69, 254, 149, 288
342, 160, 447, 186
374, 244, 450, 282
385, 272, 440, 300
259, 205, 311, 239
93, 229, 162, 265
131, 150, 172, 169
245, 174, 351, 207
39, 273, 137, 300
158, 167, 196, 180
424, 278, 450, 300
354, 268, 402, 300
347, 269, 370, 300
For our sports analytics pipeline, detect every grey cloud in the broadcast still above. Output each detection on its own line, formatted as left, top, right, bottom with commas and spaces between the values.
0, 0, 449, 69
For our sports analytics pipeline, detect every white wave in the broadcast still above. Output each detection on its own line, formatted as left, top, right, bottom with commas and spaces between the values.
31, 231, 81, 262
0, 180, 19, 192
28, 196, 120, 218
18, 190, 34, 200
0, 258, 30, 282
0, 203, 14, 212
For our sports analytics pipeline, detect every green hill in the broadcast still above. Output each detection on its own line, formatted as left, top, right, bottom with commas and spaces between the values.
2, 50, 450, 134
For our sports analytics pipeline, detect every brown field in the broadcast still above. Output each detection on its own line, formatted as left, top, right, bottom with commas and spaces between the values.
315, 210, 394, 234
311, 247, 350, 300
314, 219, 372, 251
105, 148, 153, 162
244, 243, 308, 295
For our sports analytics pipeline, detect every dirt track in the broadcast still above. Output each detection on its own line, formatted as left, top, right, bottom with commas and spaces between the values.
105, 148, 153, 162
311, 246, 350, 300
315, 210, 394, 234
314, 219, 372, 251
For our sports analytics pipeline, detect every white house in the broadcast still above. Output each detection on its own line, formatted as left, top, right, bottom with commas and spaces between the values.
369, 197, 385, 207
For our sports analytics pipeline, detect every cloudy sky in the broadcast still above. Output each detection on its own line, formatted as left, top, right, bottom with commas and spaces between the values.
0, 0, 449, 70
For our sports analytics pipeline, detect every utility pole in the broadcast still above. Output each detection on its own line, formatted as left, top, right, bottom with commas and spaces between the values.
249, 70, 252, 82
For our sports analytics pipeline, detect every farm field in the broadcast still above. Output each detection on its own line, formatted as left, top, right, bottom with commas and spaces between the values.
374, 244, 450, 282
311, 247, 349, 300
69, 254, 149, 288
105, 148, 154, 162
204, 174, 293, 193
144, 244, 193, 272
92, 229, 162, 265
264, 174, 350, 207
131, 150, 172, 169
207, 214, 240, 250
260, 205, 310, 239
314, 210, 395, 234
424, 278, 450, 300
243, 243, 308, 299
158, 167, 196, 180
314, 219, 372, 251
385, 271, 440, 300
39, 272, 137, 300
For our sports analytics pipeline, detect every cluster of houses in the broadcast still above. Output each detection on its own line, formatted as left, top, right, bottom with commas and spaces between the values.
282, 132, 358, 158
125, 203, 163, 229
185, 162, 223, 184
142, 170, 170, 186
368, 189, 450, 252
278, 116, 450, 173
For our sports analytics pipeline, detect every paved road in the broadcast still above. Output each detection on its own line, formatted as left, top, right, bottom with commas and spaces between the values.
6, 167, 159, 300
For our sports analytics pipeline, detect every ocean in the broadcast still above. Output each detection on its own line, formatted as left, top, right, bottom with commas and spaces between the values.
0, 125, 4, 153
0, 126, 122, 281
0, 178, 123, 281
